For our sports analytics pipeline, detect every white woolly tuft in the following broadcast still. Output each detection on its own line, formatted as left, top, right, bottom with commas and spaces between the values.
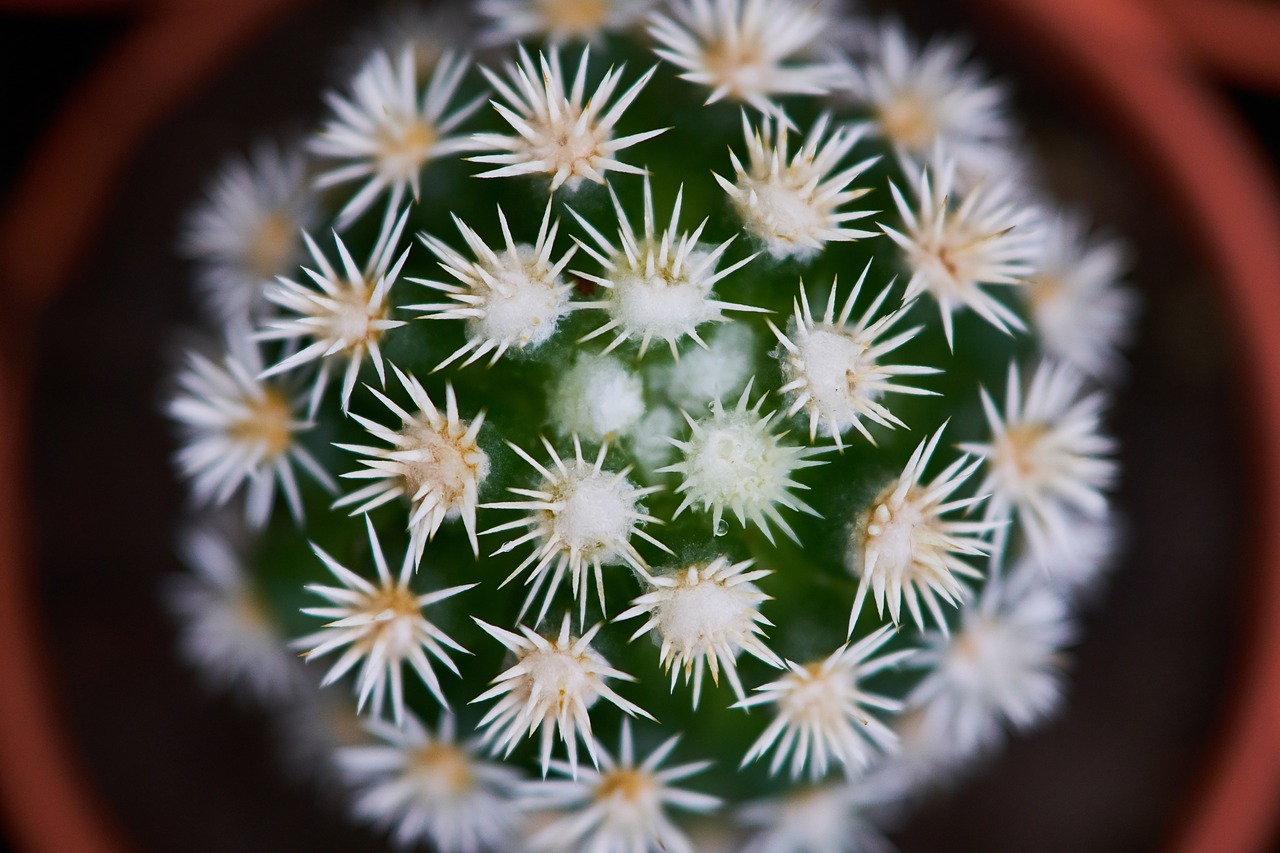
631, 405, 683, 471
656, 322, 758, 412
549, 353, 647, 443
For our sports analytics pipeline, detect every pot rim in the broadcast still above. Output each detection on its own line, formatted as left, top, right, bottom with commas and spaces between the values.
3, 1, 1280, 850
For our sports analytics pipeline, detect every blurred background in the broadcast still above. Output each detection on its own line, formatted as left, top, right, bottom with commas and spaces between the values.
1, 0, 1277, 850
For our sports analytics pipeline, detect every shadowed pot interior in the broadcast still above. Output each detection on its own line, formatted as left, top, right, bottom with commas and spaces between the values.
8, 0, 1258, 851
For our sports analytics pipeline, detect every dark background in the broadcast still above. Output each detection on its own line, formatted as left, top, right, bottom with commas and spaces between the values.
2, 1, 1278, 851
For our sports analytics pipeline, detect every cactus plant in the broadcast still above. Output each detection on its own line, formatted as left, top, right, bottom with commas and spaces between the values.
166, 1, 1137, 850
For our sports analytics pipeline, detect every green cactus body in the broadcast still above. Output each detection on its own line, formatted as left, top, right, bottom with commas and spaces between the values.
168, 2, 1135, 850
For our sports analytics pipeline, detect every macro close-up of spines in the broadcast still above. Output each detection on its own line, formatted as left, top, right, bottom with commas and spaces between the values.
163, 1, 1137, 850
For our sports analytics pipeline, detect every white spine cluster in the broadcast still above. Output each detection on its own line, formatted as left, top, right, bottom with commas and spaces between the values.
907, 571, 1075, 761
294, 518, 476, 724
471, 46, 665, 190
1024, 212, 1137, 381
312, 48, 481, 228
165, 523, 305, 702
770, 266, 938, 448
661, 382, 827, 543
181, 144, 318, 324
337, 713, 524, 853
738, 782, 894, 853
649, 0, 844, 119
882, 162, 1040, 348
168, 336, 333, 526
573, 176, 762, 357
336, 367, 490, 559
473, 616, 651, 776
342, 6, 466, 82
847, 21, 1012, 186
848, 427, 999, 634
1021, 512, 1120, 598
258, 209, 411, 413
479, 0, 658, 44
520, 720, 720, 853
717, 113, 878, 258
484, 437, 668, 625
408, 202, 581, 370
962, 360, 1117, 565
618, 557, 781, 707
737, 626, 912, 780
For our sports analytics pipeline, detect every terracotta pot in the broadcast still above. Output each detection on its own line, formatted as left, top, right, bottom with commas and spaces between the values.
0, 6, 308, 852
2, 0, 1279, 850
964, 5, 1280, 852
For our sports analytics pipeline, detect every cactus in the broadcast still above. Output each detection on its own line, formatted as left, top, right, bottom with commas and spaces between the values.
166, 1, 1137, 850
